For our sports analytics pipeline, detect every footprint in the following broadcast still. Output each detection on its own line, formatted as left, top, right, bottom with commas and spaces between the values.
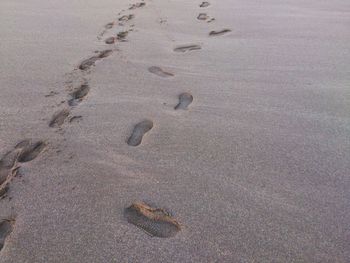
49, 108, 70, 128
0, 150, 21, 177
125, 202, 181, 238
15, 139, 47, 163
69, 116, 82, 123
0, 166, 13, 197
0, 139, 45, 195
127, 120, 153, 146
119, 14, 134, 22
79, 56, 99, 71
200, 1, 210, 7
98, 23, 114, 39
79, 50, 113, 70
148, 66, 174, 78
98, 49, 113, 58
129, 2, 146, 10
0, 184, 9, 198
209, 29, 231, 36
68, 84, 90, 106
117, 31, 129, 41
105, 22, 114, 29
45, 91, 59, 97
207, 18, 216, 23
97, 22, 115, 40
0, 150, 21, 197
0, 219, 14, 251
175, 92, 193, 110
197, 13, 209, 20
174, 44, 201, 53
105, 37, 115, 44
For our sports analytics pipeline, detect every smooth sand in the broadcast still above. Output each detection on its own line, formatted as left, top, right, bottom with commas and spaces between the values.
1, 0, 349, 262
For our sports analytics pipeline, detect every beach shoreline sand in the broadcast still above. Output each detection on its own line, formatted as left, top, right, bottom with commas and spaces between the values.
1, 0, 349, 262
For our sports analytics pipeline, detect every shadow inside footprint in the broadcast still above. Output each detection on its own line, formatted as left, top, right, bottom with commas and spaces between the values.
174, 45, 201, 53
98, 50, 113, 58
148, 66, 174, 77
175, 92, 193, 110
0, 219, 14, 251
105, 37, 115, 44
197, 13, 209, 20
0, 149, 21, 192
129, 2, 145, 9
209, 29, 231, 36
0, 184, 9, 198
105, 22, 114, 29
119, 14, 134, 22
15, 139, 47, 163
117, 31, 129, 41
0, 148, 22, 198
127, 120, 153, 146
69, 115, 82, 123
0, 154, 20, 185
79, 56, 99, 71
68, 84, 90, 106
200, 1, 210, 7
0, 150, 20, 174
207, 18, 216, 23
0, 139, 44, 197
49, 108, 70, 128
125, 202, 181, 238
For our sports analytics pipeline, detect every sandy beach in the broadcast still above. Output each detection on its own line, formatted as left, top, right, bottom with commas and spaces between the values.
1, 0, 350, 262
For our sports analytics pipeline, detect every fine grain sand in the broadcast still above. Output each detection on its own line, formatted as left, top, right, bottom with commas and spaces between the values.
0, 0, 350, 262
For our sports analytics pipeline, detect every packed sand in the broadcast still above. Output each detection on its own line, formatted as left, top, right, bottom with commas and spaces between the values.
1, 0, 350, 262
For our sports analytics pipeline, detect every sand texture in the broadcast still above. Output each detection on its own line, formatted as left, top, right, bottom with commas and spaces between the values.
0, 0, 350, 262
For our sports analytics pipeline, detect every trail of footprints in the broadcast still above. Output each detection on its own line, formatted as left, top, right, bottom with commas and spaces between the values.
1, 1, 231, 253
124, 0, 232, 237
47, 2, 139, 128
197, 2, 215, 23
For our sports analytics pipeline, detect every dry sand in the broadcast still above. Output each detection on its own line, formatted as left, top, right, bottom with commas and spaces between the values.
1, 0, 350, 262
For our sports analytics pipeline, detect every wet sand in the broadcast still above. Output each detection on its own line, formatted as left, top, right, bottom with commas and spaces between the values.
1, 0, 350, 262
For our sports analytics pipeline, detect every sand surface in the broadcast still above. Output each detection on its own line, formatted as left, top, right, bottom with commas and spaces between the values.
1, 0, 350, 262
